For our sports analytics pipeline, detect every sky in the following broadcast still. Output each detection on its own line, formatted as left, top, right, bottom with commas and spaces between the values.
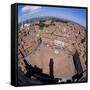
18, 5, 87, 27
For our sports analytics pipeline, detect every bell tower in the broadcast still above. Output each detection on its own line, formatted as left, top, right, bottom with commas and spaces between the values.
49, 58, 54, 78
